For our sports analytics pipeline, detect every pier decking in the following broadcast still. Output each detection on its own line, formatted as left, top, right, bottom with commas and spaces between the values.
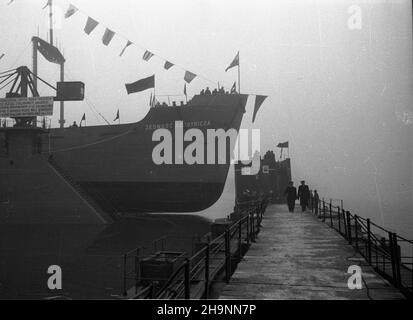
219, 204, 405, 300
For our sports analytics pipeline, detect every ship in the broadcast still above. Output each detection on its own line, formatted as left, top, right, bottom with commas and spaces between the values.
0, 66, 249, 224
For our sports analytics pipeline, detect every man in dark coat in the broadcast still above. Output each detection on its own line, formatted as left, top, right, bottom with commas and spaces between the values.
297, 180, 310, 212
313, 190, 320, 216
284, 181, 297, 212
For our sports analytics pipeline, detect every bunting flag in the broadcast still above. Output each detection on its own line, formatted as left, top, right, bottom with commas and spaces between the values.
64, 4, 78, 19
164, 61, 174, 70
42, 0, 50, 9
225, 52, 239, 72
230, 82, 237, 93
102, 28, 115, 46
113, 109, 119, 121
34, 36, 65, 64
125, 75, 155, 94
184, 71, 196, 84
119, 40, 132, 57
142, 50, 154, 61
84, 17, 99, 35
277, 141, 289, 148
252, 95, 267, 123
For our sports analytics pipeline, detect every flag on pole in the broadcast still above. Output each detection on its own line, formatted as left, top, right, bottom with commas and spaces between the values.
277, 141, 289, 148
84, 17, 99, 35
184, 71, 196, 84
142, 50, 154, 61
64, 4, 78, 18
114, 109, 120, 122
164, 61, 174, 70
119, 40, 132, 57
252, 95, 267, 123
230, 82, 237, 94
102, 28, 115, 46
80, 113, 86, 124
225, 52, 239, 72
125, 75, 155, 94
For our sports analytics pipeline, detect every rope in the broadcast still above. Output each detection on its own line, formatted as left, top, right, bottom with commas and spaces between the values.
59, 0, 217, 85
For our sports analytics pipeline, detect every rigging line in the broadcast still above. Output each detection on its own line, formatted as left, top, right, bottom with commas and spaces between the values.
63, 67, 110, 125
9, 40, 32, 70
61, 0, 217, 85
0, 72, 16, 87
0, 74, 17, 91
41, 124, 136, 154
0, 68, 16, 75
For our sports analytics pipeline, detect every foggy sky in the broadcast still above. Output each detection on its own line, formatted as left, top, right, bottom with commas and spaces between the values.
0, 0, 412, 236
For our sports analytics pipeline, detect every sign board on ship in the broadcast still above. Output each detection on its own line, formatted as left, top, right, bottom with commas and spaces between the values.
0, 97, 54, 117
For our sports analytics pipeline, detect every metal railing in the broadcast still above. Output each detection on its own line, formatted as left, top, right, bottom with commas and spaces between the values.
126, 197, 269, 299
312, 197, 412, 298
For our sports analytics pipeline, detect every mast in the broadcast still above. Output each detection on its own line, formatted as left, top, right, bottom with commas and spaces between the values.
49, 0, 53, 46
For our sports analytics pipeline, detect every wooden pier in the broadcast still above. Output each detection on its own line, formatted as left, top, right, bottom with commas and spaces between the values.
219, 204, 405, 300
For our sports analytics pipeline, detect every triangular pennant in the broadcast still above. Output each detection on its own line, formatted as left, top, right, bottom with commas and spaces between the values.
142, 50, 154, 61
114, 109, 120, 121
164, 61, 174, 70
184, 71, 196, 84
225, 52, 239, 72
64, 4, 78, 19
84, 17, 99, 35
119, 40, 132, 57
102, 28, 115, 46
252, 95, 267, 123
231, 82, 237, 93
42, 0, 51, 10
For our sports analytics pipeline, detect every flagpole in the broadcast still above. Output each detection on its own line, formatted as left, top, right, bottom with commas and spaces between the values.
238, 51, 241, 93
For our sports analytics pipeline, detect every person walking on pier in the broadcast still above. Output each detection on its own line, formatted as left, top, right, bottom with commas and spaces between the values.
313, 190, 320, 216
298, 180, 310, 212
284, 181, 297, 212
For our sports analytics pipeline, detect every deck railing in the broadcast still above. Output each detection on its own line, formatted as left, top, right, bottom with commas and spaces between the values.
312, 197, 412, 298
124, 197, 269, 299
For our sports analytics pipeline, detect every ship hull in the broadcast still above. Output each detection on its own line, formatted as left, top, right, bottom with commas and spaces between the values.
0, 94, 248, 223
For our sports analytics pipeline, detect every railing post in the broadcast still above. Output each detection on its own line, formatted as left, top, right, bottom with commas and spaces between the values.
388, 232, 397, 286
184, 259, 190, 299
123, 253, 127, 296
246, 215, 250, 245
323, 200, 326, 222
225, 229, 231, 283
329, 201, 333, 227
205, 244, 210, 299
366, 219, 372, 264
354, 215, 359, 250
337, 206, 341, 234
346, 211, 352, 245
134, 247, 140, 294
392, 233, 402, 289
238, 220, 242, 260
